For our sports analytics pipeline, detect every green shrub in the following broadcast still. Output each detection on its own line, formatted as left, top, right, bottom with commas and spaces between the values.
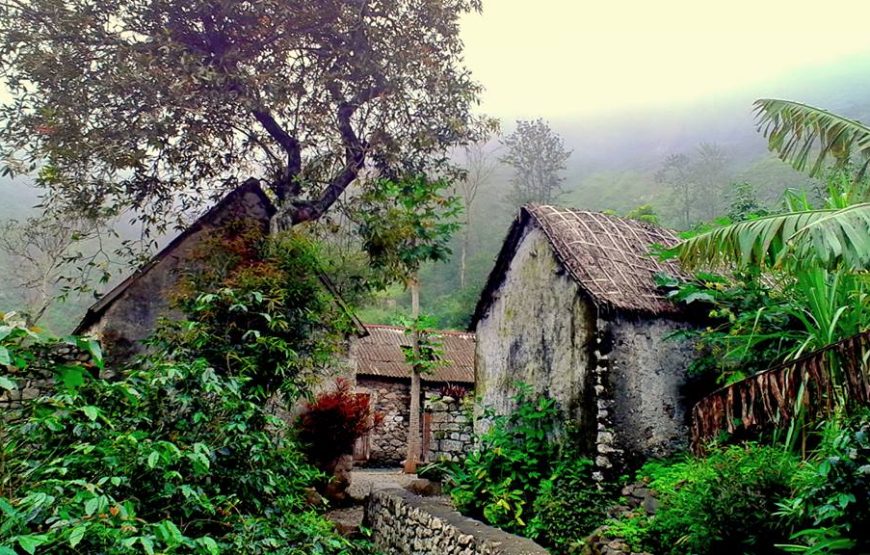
640, 444, 799, 555
528, 456, 610, 553
0, 228, 373, 554
446, 386, 560, 533
0, 320, 366, 553
778, 411, 870, 554
446, 387, 612, 548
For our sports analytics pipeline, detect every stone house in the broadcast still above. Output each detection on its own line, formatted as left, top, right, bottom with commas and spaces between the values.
350, 324, 475, 466
74, 180, 365, 360
74, 181, 275, 357
471, 205, 702, 470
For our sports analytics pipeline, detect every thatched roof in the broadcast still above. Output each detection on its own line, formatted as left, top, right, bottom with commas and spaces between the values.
472, 204, 689, 325
352, 325, 475, 384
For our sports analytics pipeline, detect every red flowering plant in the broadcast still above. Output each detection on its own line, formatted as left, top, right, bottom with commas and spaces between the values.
440, 383, 469, 401
297, 378, 383, 465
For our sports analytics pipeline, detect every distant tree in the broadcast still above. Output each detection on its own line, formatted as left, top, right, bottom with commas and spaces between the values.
694, 142, 729, 220
456, 139, 500, 288
625, 204, 660, 225
726, 182, 768, 222
0, 215, 97, 324
500, 119, 571, 206
656, 153, 696, 228
0, 0, 487, 234
657, 143, 731, 228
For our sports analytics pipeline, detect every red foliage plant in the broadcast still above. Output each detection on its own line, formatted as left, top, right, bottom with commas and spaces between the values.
440, 383, 468, 400
297, 378, 383, 463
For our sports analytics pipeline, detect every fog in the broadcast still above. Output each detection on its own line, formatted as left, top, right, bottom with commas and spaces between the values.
5, 0, 870, 330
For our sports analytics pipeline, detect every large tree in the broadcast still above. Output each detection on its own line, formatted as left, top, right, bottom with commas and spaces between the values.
0, 0, 487, 231
500, 119, 571, 206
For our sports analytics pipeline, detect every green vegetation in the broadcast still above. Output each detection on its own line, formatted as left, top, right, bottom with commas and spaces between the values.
444, 388, 610, 552
601, 412, 870, 555
0, 229, 374, 554
638, 445, 799, 554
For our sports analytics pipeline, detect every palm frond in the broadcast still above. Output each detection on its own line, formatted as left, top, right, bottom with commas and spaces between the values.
754, 99, 870, 178
668, 203, 870, 271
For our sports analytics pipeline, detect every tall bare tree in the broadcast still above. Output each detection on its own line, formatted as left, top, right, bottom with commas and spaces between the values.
693, 142, 729, 220
0, 215, 96, 324
656, 153, 696, 229
456, 140, 499, 288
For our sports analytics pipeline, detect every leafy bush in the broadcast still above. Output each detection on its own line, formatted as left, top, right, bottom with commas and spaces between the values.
0, 326, 366, 553
446, 386, 560, 533
639, 444, 799, 555
0, 228, 374, 554
778, 411, 870, 554
446, 387, 611, 549
656, 271, 802, 385
169, 226, 353, 400
297, 378, 382, 465
528, 456, 610, 553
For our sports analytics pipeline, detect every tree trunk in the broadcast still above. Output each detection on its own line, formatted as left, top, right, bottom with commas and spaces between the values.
404, 277, 422, 474
459, 225, 469, 290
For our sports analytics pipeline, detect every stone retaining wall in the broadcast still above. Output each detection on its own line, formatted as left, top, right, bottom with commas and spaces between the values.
366, 487, 548, 555
0, 343, 93, 414
425, 393, 474, 462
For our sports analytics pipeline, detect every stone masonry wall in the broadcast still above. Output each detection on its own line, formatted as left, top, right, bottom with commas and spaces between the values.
359, 378, 411, 465
366, 487, 548, 555
425, 393, 473, 462
357, 378, 474, 466
1, 343, 94, 417
475, 227, 596, 440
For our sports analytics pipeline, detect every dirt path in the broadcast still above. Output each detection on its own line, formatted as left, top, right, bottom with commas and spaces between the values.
347, 467, 418, 501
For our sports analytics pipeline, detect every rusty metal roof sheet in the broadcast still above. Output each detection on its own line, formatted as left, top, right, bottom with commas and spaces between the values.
353, 324, 475, 384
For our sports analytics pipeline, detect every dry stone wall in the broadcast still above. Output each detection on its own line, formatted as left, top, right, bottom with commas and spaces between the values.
360, 379, 411, 465
0, 343, 93, 415
425, 393, 473, 462
366, 487, 548, 555
357, 378, 465, 466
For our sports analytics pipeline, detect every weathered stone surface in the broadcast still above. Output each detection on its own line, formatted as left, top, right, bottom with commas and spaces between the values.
607, 316, 697, 462
366, 487, 548, 555
475, 227, 700, 473
475, 227, 596, 436
426, 393, 474, 463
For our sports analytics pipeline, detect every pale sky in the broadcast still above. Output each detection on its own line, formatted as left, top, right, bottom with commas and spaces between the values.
461, 0, 870, 121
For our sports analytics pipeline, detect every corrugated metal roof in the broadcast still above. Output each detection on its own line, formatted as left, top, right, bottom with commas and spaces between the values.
353, 325, 475, 384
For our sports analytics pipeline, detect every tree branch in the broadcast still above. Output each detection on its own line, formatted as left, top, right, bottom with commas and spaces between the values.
289, 84, 384, 224
251, 108, 301, 200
